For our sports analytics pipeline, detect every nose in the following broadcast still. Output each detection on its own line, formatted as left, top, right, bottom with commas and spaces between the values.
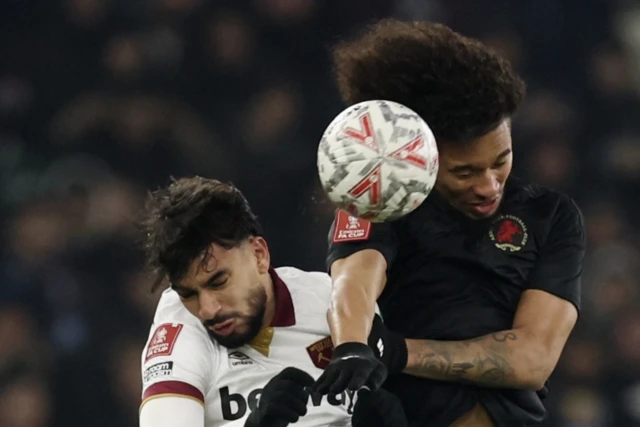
198, 290, 222, 321
473, 171, 500, 200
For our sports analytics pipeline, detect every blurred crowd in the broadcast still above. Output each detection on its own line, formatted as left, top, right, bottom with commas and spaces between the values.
1, 0, 639, 426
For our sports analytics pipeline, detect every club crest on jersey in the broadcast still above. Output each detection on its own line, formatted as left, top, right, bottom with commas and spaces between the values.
489, 215, 528, 252
332, 210, 371, 243
306, 337, 334, 369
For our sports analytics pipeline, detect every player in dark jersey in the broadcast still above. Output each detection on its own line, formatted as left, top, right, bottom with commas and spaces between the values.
311, 20, 586, 427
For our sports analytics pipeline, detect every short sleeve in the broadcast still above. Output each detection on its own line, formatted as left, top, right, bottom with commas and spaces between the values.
326, 210, 400, 271
140, 321, 216, 409
140, 396, 205, 427
527, 196, 586, 312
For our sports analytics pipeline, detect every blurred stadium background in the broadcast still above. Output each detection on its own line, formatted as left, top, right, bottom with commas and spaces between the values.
1, 0, 640, 426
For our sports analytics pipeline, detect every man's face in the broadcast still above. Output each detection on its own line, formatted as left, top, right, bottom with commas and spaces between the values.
173, 237, 270, 348
434, 120, 513, 220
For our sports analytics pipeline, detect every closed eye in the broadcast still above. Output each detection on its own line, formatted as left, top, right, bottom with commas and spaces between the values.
206, 279, 228, 289
454, 170, 474, 179
175, 289, 197, 299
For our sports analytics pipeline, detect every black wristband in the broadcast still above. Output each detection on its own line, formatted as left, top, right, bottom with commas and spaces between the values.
387, 332, 408, 374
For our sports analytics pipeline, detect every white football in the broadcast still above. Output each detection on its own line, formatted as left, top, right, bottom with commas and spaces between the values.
317, 100, 439, 222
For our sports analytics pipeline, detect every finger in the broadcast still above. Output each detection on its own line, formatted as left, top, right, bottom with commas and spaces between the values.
279, 379, 313, 398
346, 366, 372, 392
276, 390, 309, 416
276, 367, 315, 387
312, 367, 338, 395
328, 367, 356, 394
266, 407, 302, 426
365, 363, 388, 391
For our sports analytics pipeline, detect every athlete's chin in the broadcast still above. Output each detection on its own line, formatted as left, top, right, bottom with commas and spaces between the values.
207, 322, 259, 349
208, 328, 252, 348
467, 205, 499, 219
463, 196, 502, 219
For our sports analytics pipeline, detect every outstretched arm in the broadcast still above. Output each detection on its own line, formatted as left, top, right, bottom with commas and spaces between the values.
328, 249, 388, 345
315, 212, 399, 395
403, 289, 578, 389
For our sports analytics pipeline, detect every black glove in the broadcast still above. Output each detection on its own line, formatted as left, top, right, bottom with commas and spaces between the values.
352, 388, 408, 427
244, 367, 314, 427
367, 314, 408, 375
312, 342, 387, 395
537, 381, 550, 399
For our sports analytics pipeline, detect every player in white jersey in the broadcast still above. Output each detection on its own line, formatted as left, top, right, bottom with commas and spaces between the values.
137, 176, 407, 427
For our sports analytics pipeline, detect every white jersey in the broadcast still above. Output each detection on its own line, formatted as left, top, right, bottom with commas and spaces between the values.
139, 267, 354, 427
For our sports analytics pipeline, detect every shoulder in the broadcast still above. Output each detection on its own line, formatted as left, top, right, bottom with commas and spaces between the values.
508, 178, 582, 223
150, 288, 208, 333
141, 289, 222, 405
507, 179, 584, 250
142, 288, 219, 372
275, 266, 332, 290
274, 265, 382, 317
275, 266, 332, 312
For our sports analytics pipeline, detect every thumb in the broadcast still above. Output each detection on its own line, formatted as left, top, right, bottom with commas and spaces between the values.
276, 367, 315, 387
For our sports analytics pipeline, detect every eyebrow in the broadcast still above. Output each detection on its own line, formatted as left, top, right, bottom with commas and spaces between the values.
204, 269, 229, 287
448, 149, 512, 173
171, 268, 229, 292
170, 282, 193, 293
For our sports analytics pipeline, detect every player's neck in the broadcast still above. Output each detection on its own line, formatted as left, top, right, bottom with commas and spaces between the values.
262, 273, 277, 328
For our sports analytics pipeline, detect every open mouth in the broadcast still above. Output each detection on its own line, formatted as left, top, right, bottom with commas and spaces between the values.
210, 319, 236, 336
469, 198, 499, 216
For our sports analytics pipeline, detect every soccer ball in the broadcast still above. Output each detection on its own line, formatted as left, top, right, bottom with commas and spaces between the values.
317, 100, 439, 222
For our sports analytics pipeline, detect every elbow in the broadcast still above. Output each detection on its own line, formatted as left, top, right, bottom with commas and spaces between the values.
519, 371, 549, 391
517, 347, 556, 390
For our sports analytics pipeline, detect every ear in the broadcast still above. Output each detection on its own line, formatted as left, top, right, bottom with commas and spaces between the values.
251, 236, 271, 274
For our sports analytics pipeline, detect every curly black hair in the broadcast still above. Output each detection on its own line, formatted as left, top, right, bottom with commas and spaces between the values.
139, 177, 262, 291
332, 19, 526, 142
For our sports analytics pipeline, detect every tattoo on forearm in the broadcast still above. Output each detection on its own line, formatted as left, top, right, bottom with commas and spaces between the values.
451, 362, 474, 376
475, 351, 513, 386
410, 332, 519, 388
492, 332, 517, 342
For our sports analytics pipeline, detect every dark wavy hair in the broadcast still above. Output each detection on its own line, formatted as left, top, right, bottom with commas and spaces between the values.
333, 19, 526, 142
139, 177, 262, 291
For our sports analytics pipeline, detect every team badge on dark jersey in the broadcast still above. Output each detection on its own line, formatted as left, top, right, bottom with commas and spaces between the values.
489, 215, 528, 252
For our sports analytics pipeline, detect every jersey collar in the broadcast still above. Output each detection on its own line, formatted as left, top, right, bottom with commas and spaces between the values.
268, 267, 296, 327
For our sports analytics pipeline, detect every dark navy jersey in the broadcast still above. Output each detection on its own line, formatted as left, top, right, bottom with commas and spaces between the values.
326, 176, 586, 427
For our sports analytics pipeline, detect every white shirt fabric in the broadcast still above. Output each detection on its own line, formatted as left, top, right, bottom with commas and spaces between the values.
139, 266, 355, 427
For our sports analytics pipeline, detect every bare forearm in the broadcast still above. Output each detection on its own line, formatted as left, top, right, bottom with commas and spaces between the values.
328, 250, 387, 345
328, 277, 377, 344
404, 330, 548, 389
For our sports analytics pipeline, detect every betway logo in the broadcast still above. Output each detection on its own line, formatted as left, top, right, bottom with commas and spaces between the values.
220, 386, 356, 420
